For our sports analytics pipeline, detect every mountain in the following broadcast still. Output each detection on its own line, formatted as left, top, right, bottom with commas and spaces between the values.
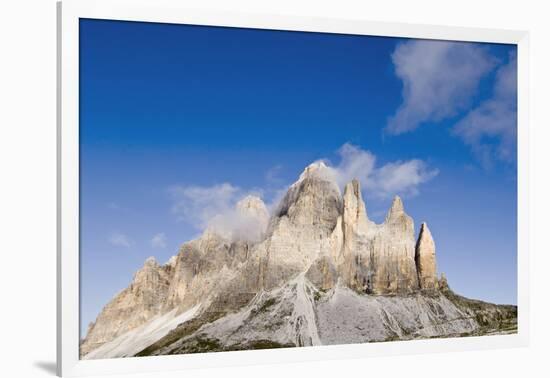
80, 162, 517, 359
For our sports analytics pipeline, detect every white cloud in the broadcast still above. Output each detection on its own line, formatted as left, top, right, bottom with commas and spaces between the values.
453, 53, 517, 168
169, 184, 267, 242
169, 183, 241, 228
387, 40, 496, 135
366, 159, 439, 197
206, 197, 269, 242
328, 143, 376, 187
151, 233, 167, 249
108, 232, 132, 248
327, 143, 438, 198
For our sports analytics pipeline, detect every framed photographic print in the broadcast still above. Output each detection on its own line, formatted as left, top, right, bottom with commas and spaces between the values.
57, 0, 529, 376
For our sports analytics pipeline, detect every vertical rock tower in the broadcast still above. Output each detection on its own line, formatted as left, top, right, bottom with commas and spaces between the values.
336, 180, 420, 295
415, 222, 438, 291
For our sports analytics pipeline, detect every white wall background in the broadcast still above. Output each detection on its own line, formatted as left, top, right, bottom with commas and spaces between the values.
0, 0, 548, 377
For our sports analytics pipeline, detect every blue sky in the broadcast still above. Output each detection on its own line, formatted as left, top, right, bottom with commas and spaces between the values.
79, 19, 517, 336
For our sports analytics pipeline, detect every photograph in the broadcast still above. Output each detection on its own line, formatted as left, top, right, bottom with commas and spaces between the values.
78, 18, 518, 359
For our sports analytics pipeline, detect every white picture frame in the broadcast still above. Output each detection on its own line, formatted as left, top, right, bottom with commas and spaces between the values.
57, 0, 530, 376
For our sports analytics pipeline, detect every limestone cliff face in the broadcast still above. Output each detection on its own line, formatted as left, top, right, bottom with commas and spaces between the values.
82, 162, 499, 359
80, 257, 172, 356
415, 223, 438, 291
159, 195, 269, 313
257, 162, 342, 290
269, 162, 341, 236
373, 196, 419, 294
81, 198, 267, 356
335, 181, 418, 295
341, 180, 371, 260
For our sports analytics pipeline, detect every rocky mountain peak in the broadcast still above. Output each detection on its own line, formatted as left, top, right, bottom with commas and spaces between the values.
385, 195, 405, 222
81, 254, 172, 356
236, 195, 269, 221
271, 162, 341, 234
383, 195, 414, 241
418, 222, 433, 240
257, 162, 343, 290
133, 256, 169, 288
298, 161, 334, 182
415, 222, 438, 291
143, 256, 159, 268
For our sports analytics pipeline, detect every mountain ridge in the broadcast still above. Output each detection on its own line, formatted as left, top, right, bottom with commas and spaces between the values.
81, 163, 517, 359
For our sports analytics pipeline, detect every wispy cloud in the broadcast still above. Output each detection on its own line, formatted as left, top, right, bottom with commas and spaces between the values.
108, 232, 132, 248
453, 52, 517, 168
151, 232, 167, 249
169, 184, 267, 242
386, 40, 517, 168
386, 40, 496, 135
325, 143, 438, 198
366, 159, 438, 197
170, 183, 243, 228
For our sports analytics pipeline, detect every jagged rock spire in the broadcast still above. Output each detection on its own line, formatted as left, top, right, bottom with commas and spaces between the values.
385, 195, 405, 222
415, 222, 438, 291
383, 195, 415, 241
340, 179, 371, 284
343, 179, 369, 231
